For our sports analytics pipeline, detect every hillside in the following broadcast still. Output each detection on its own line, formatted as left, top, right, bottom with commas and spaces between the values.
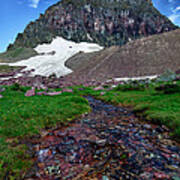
65, 29, 180, 84
1, 0, 177, 61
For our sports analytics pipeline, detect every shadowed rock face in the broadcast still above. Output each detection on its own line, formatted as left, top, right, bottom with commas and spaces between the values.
9, 0, 176, 51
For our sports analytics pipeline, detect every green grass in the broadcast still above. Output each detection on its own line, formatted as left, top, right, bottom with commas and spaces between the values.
0, 47, 37, 62
0, 65, 21, 73
0, 86, 90, 178
95, 82, 180, 139
0, 82, 180, 178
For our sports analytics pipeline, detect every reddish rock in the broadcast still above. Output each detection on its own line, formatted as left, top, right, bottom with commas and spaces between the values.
62, 89, 73, 93
36, 91, 47, 96
100, 92, 105, 95
176, 69, 180, 74
46, 91, 62, 96
93, 86, 104, 91
154, 172, 170, 179
25, 88, 35, 97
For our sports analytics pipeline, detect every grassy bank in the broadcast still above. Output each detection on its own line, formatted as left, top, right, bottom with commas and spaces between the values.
0, 80, 180, 178
71, 79, 180, 138
92, 81, 180, 139
0, 86, 90, 178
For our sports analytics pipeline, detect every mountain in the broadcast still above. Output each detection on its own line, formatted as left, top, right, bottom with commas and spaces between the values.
7, 0, 177, 53
64, 29, 180, 84
1, 29, 180, 88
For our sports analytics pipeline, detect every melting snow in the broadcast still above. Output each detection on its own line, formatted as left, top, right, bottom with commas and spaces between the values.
113, 75, 158, 82
4, 37, 103, 77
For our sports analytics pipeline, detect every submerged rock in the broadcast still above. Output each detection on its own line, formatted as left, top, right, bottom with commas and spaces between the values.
30, 96, 180, 179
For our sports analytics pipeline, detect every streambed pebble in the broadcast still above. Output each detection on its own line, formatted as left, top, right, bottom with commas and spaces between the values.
27, 96, 180, 179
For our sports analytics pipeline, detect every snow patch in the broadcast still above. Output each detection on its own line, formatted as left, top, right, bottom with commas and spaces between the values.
113, 75, 158, 82
4, 37, 103, 77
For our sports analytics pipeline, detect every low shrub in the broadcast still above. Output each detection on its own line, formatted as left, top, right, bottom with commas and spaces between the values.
155, 83, 180, 94
115, 83, 146, 91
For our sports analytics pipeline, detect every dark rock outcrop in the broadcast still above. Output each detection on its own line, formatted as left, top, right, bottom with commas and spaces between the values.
8, 0, 177, 51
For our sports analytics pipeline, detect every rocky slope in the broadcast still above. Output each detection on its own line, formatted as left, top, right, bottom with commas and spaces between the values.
8, 0, 177, 52
64, 29, 180, 84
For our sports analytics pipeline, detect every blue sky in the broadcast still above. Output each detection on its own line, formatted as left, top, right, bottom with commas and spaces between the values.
0, 0, 180, 52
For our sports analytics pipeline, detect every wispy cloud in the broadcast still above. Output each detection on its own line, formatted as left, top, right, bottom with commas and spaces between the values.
167, 0, 180, 26
168, 14, 180, 22
173, 6, 180, 13
29, 0, 40, 8
168, 12, 180, 26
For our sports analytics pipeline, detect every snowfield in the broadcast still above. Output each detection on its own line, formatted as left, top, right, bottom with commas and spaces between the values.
5, 37, 103, 77
113, 75, 158, 82
0, 38, 159, 82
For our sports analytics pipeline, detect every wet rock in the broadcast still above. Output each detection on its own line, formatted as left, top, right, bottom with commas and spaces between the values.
154, 172, 170, 179
102, 175, 109, 180
29, 96, 180, 179
38, 149, 51, 162
84, 164, 90, 170
95, 139, 107, 146
143, 124, 151, 129
45, 165, 61, 176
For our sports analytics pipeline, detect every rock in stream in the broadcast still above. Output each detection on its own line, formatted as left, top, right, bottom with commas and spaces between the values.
27, 96, 180, 180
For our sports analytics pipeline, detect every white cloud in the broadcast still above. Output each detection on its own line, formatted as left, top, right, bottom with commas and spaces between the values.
169, 14, 179, 22
29, 0, 40, 8
174, 6, 180, 12
168, 3, 180, 27
168, 13, 180, 26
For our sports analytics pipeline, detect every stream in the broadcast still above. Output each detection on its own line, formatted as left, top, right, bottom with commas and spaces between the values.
26, 96, 180, 180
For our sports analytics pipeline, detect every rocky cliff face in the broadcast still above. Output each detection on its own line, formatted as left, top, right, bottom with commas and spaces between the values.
8, 0, 177, 50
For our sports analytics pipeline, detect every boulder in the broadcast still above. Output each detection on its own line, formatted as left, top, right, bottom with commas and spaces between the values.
0, 87, 5, 93
62, 89, 73, 93
45, 91, 62, 96
176, 69, 180, 74
36, 91, 47, 96
25, 88, 35, 97
93, 86, 104, 91
100, 92, 105, 96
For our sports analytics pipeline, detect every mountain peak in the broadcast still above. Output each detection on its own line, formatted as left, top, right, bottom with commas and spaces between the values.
8, 0, 177, 52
